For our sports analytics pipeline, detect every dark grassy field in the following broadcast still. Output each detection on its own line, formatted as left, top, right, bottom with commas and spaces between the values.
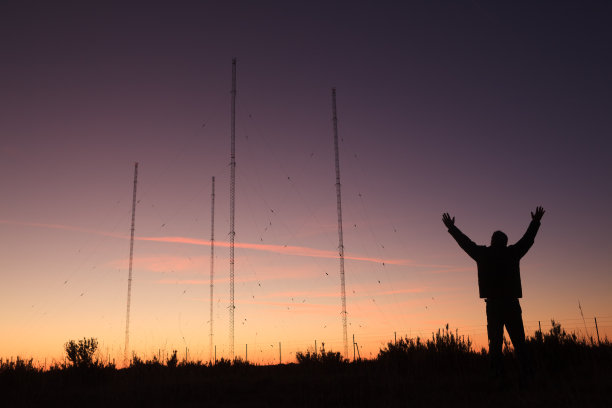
2, 322, 611, 407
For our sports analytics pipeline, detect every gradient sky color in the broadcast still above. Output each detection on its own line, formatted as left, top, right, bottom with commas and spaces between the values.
1, 1, 611, 365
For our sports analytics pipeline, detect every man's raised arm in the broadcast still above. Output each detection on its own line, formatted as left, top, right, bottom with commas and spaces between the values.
443, 212, 479, 260
513, 206, 545, 258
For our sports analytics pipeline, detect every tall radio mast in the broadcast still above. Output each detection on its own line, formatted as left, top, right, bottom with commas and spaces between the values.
331, 88, 349, 358
209, 176, 215, 363
124, 162, 138, 364
229, 58, 237, 359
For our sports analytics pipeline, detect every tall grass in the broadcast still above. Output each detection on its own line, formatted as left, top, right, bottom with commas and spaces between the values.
526, 319, 612, 374
1, 321, 610, 407
377, 323, 482, 376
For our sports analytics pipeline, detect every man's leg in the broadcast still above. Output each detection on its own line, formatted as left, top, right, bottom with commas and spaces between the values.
486, 299, 504, 378
504, 299, 526, 350
504, 299, 532, 382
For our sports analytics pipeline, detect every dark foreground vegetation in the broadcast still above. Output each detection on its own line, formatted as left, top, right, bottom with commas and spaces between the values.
2, 322, 611, 407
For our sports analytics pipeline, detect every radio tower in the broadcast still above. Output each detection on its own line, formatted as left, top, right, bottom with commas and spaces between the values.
229, 58, 237, 359
124, 162, 138, 365
209, 176, 215, 363
331, 88, 349, 358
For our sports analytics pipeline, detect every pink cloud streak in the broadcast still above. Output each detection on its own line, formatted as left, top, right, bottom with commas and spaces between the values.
138, 235, 413, 266
1, 220, 441, 268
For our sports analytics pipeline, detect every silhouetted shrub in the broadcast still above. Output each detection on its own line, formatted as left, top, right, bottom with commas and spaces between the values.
230, 357, 251, 367
377, 324, 480, 374
526, 319, 612, 373
64, 337, 99, 369
214, 357, 232, 368
379, 324, 473, 357
296, 348, 347, 366
0, 357, 37, 373
167, 350, 178, 368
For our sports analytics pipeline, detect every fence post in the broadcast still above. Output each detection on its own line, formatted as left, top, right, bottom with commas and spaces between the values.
279, 342, 282, 364
595, 317, 600, 344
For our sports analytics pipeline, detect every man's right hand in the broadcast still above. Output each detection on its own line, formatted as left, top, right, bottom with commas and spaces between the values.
531, 206, 545, 222
442, 213, 455, 229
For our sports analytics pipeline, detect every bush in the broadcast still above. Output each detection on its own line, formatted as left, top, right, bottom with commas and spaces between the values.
377, 324, 479, 374
379, 324, 473, 359
0, 357, 37, 373
296, 348, 347, 366
64, 338, 99, 369
525, 319, 612, 372
167, 350, 178, 368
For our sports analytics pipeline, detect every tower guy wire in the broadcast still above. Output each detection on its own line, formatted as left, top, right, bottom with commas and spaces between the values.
209, 176, 215, 363
124, 162, 139, 365
229, 58, 237, 359
332, 88, 349, 358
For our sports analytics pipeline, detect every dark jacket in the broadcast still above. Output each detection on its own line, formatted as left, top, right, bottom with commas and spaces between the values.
447, 220, 541, 298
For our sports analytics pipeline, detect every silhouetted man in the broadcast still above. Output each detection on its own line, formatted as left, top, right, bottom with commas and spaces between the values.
442, 207, 545, 380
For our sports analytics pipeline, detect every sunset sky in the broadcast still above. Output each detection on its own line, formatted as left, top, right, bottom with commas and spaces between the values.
1, 1, 611, 365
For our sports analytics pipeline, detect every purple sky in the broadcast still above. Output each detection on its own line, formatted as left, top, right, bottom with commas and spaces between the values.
1, 1, 611, 363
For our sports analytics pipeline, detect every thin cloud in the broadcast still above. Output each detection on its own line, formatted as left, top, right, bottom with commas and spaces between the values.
237, 299, 338, 314
428, 267, 473, 274
259, 287, 427, 300
377, 288, 427, 295
259, 290, 339, 299
138, 235, 414, 266
156, 276, 260, 285
113, 256, 204, 273
157, 279, 210, 285
1, 219, 438, 268
0, 219, 125, 238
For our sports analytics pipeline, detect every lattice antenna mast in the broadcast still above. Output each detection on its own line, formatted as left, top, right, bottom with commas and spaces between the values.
124, 162, 139, 365
229, 58, 237, 360
209, 176, 215, 363
331, 88, 349, 358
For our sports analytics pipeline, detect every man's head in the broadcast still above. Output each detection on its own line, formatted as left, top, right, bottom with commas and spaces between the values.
490, 230, 508, 248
